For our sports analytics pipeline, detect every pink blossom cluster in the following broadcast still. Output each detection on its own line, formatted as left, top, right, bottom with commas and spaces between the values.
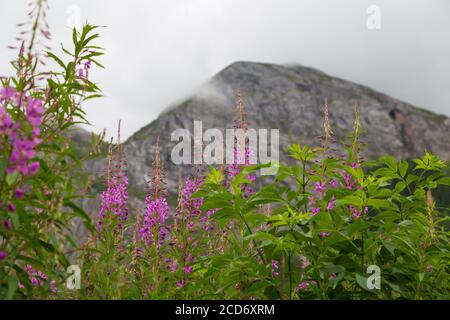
271, 260, 279, 277
348, 205, 369, 220
77, 60, 91, 78
0, 87, 44, 177
308, 180, 337, 217
140, 196, 170, 247
18, 264, 56, 293
296, 276, 317, 291
97, 176, 129, 232
225, 147, 256, 198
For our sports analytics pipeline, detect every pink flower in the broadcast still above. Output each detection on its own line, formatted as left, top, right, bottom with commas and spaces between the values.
176, 280, 185, 288
50, 280, 57, 293
183, 266, 193, 274
271, 260, 280, 277
326, 196, 336, 211
307, 196, 316, 207
7, 203, 15, 213
329, 179, 337, 189
353, 210, 362, 219
98, 174, 129, 232
314, 181, 327, 194
319, 232, 331, 238
310, 207, 320, 217
15, 188, 25, 199
0, 251, 7, 261
3, 219, 12, 230
296, 277, 318, 291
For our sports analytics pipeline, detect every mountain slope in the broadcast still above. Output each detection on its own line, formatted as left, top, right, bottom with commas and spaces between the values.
83, 61, 450, 218
126, 61, 449, 193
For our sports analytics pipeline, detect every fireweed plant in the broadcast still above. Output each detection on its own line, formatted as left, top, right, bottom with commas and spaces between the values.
1, 4, 449, 300
0, 1, 106, 299
73, 88, 449, 300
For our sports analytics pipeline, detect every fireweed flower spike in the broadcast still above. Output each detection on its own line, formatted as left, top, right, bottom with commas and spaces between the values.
224, 86, 256, 197
1, 87, 44, 177
97, 122, 129, 232
140, 136, 170, 247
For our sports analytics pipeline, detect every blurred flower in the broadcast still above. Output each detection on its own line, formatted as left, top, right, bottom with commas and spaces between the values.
326, 196, 336, 211
271, 260, 280, 277
183, 266, 193, 274
7, 203, 15, 212
15, 188, 25, 199
310, 207, 320, 217
3, 219, 12, 230
329, 179, 337, 189
0, 251, 7, 261
314, 181, 327, 195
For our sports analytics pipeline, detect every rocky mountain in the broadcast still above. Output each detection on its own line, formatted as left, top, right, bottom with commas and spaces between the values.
81, 61, 450, 222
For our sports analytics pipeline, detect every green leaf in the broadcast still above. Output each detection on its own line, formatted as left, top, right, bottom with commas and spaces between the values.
6, 171, 19, 186
7, 276, 17, 300
46, 51, 66, 70
355, 274, 372, 292
398, 160, 409, 178
437, 176, 450, 186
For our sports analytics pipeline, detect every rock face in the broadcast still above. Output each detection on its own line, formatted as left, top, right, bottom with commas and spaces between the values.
83, 61, 450, 217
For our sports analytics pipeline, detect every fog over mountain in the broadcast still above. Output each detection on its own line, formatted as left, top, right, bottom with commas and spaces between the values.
73, 61, 450, 238
1, 0, 450, 139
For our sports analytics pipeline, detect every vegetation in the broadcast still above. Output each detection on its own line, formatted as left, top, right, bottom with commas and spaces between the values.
0, 1, 448, 300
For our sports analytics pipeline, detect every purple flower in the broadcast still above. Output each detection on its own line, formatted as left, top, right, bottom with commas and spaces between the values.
84, 60, 92, 70
0, 251, 7, 261
3, 219, 12, 230
319, 232, 331, 238
314, 181, 327, 194
271, 260, 280, 277
98, 174, 129, 232
15, 188, 25, 199
1, 92, 44, 177
329, 179, 337, 189
140, 197, 169, 246
176, 280, 185, 288
296, 278, 317, 291
307, 196, 316, 207
310, 207, 320, 217
326, 196, 336, 211
183, 266, 193, 274
353, 210, 362, 219
350, 162, 359, 169
50, 280, 57, 293
7, 203, 15, 213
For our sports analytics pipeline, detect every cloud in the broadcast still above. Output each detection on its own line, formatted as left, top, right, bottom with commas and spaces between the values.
0, 0, 449, 139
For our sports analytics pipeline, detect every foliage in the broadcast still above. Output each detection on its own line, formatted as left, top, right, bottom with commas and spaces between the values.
0, 10, 105, 299
1, 4, 449, 300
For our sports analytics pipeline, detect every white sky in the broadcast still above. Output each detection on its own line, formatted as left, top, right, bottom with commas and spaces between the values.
1, 0, 449, 139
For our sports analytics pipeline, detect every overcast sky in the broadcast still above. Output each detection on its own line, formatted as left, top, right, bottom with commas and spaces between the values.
1, 0, 449, 139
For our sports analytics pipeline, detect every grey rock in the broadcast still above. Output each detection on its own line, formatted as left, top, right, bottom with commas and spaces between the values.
80, 61, 450, 227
